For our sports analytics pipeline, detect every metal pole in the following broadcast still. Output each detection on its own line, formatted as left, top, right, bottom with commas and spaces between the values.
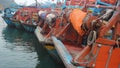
35, 0, 37, 7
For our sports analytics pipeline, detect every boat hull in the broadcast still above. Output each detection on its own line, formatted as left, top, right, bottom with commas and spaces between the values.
52, 36, 84, 68
34, 27, 61, 63
2, 16, 15, 27
44, 45, 63, 64
34, 26, 62, 63
22, 23, 36, 32
13, 20, 23, 29
34, 26, 53, 44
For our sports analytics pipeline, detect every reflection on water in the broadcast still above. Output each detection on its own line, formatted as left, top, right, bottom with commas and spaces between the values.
0, 26, 65, 68
2, 27, 35, 53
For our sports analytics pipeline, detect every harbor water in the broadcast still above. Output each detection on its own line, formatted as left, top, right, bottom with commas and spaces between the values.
0, 14, 65, 68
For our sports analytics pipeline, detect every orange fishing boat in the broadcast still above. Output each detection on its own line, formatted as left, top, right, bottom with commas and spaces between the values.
35, 8, 63, 44
34, 0, 96, 44
11, 7, 40, 32
34, 0, 119, 67
52, 0, 119, 68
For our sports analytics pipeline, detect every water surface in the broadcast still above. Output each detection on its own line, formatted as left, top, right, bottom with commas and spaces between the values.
0, 14, 65, 68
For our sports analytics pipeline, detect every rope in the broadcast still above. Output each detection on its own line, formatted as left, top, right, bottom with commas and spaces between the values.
73, 43, 101, 67
86, 44, 101, 67
93, 9, 113, 22
73, 30, 97, 66
89, 44, 101, 67
87, 30, 97, 45
60, 11, 64, 27
98, 0, 119, 28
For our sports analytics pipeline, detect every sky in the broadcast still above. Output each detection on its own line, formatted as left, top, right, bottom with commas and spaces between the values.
14, 0, 65, 6
0, 0, 65, 9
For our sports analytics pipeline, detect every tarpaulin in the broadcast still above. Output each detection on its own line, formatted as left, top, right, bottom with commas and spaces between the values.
69, 8, 86, 36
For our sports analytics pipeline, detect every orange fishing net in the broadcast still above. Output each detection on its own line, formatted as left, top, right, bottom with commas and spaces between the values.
69, 9, 86, 36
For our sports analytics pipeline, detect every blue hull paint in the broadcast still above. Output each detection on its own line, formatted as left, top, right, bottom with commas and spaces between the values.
13, 21, 23, 29
22, 24, 36, 32
2, 17, 15, 27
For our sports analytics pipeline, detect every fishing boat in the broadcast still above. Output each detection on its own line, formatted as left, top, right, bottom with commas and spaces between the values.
35, 8, 62, 44
10, 7, 39, 31
11, 10, 23, 29
36, 0, 114, 45
35, 0, 116, 65
34, 3, 67, 63
52, 0, 119, 68
35, 0, 91, 44
34, 0, 104, 44
22, 8, 39, 32
34, 0, 98, 64
35, 9, 63, 62
2, 4, 22, 27
35, 0, 96, 65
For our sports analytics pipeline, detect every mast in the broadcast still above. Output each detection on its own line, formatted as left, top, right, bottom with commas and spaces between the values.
35, 0, 37, 7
